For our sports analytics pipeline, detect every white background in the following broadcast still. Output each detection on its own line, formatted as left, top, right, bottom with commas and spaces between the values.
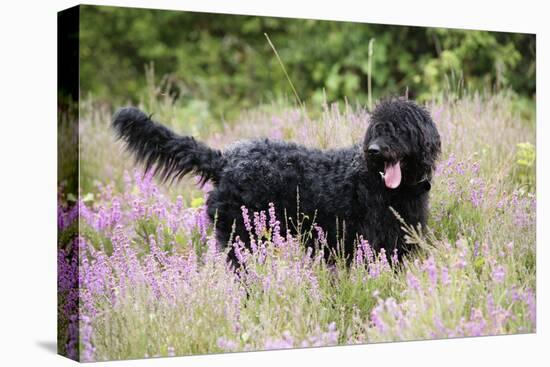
0, 0, 547, 366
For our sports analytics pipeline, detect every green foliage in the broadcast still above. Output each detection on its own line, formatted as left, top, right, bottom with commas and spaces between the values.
79, 5, 535, 120
58, 97, 79, 195
190, 196, 205, 208
513, 142, 536, 191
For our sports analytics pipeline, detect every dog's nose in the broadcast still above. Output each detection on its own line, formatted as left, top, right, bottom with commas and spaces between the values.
367, 143, 381, 156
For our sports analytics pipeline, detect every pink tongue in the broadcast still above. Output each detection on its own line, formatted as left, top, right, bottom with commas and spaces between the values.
384, 161, 402, 189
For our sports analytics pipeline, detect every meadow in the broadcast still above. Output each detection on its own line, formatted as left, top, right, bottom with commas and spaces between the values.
58, 89, 535, 361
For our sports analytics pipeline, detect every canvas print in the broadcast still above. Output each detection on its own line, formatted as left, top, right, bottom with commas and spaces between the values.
57, 5, 536, 362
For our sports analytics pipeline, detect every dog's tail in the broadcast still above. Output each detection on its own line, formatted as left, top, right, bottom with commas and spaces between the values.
112, 107, 224, 185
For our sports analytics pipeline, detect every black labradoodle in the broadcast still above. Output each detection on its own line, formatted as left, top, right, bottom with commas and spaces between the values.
113, 98, 441, 264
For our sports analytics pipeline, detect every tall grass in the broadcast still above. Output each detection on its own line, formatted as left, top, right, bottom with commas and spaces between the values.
60, 88, 535, 361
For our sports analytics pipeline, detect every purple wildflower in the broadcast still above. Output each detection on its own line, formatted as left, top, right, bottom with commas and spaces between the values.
440, 266, 451, 286
491, 265, 506, 284
217, 337, 239, 352
391, 248, 399, 266
80, 315, 96, 362
254, 210, 267, 238
264, 331, 294, 350
370, 303, 387, 333
241, 205, 253, 233
406, 271, 421, 292
268, 203, 283, 246
423, 256, 438, 288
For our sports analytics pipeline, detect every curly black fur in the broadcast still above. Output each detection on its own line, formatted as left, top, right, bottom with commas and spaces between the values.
113, 98, 441, 265
112, 107, 223, 185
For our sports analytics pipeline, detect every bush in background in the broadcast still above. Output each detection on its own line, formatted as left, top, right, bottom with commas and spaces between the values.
79, 5, 535, 120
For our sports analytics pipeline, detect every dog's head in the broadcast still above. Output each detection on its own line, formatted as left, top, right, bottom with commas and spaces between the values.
363, 98, 441, 190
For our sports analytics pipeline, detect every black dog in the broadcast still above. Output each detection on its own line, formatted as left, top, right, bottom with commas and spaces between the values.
113, 98, 441, 264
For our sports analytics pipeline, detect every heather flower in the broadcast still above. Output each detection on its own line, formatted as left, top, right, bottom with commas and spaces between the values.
453, 239, 469, 270
204, 235, 219, 263
370, 303, 387, 333
378, 248, 390, 272
155, 224, 165, 248
469, 178, 485, 208
423, 256, 438, 288
463, 308, 487, 337
111, 197, 122, 225
433, 316, 448, 337
78, 200, 93, 224
175, 195, 184, 212
455, 162, 465, 175
355, 244, 364, 265
524, 288, 536, 326
310, 225, 326, 255
440, 266, 451, 286
391, 248, 399, 266
241, 205, 253, 233
66, 314, 79, 360
264, 331, 294, 350
80, 315, 96, 362
217, 337, 239, 352
303, 322, 339, 347
481, 242, 490, 258
131, 198, 145, 219
197, 205, 210, 241
406, 271, 421, 292
471, 161, 480, 175
447, 179, 458, 196
268, 203, 283, 247
233, 237, 248, 265
446, 153, 456, 168
360, 237, 375, 266
268, 202, 277, 228
491, 265, 506, 284
253, 210, 267, 238
454, 257, 467, 270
